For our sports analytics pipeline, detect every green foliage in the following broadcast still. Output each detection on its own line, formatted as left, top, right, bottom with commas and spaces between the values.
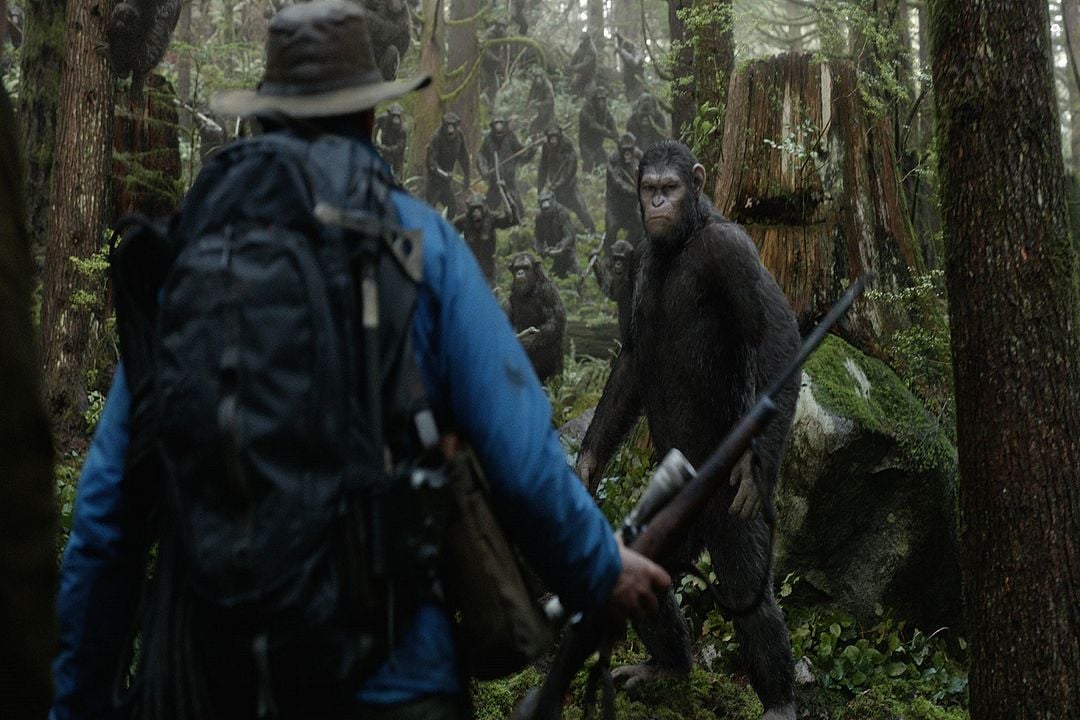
54, 450, 84, 551
783, 576, 967, 705
544, 350, 611, 428
810, 0, 911, 117
867, 270, 955, 437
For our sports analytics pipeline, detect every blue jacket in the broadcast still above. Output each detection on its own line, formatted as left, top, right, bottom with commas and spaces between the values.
51, 155, 621, 717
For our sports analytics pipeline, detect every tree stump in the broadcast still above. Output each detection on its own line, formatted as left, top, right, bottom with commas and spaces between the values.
714, 53, 922, 357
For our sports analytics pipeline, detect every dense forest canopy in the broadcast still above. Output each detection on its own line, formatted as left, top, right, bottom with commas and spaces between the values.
0, 0, 1076, 718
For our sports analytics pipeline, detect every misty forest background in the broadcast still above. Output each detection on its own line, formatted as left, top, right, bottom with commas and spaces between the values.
2, 0, 1078, 718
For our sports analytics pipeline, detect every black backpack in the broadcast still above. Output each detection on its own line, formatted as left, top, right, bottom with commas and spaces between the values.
110, 131, 443, 719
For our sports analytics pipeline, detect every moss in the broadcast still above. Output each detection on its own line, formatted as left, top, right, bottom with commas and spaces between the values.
803, 334, 956, 475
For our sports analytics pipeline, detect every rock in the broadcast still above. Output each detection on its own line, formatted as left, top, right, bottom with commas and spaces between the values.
775, 334, 963, 633
557, 406, 594, 449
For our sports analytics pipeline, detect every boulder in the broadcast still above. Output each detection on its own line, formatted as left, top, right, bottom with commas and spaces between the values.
776, 334, 963, 633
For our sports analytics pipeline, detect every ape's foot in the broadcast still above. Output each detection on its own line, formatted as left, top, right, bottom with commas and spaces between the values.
761, 702, 796, 720
610, 661, 688, 691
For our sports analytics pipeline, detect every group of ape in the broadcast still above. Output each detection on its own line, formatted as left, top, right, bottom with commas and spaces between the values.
374, 27, 802, 720
90, 0, 803, 716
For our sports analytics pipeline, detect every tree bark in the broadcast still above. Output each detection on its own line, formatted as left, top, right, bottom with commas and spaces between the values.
688, 0, 732, 168
17, 0, 67, 270
667, 0, 693, 139
715, 53, 922, 357
407, 0, 445, 183
1065, 0, 1080, 175
928, 1, 1080, 717
40, 0, 115, 443
447, 0, 480, 150
112, 73, 182, 222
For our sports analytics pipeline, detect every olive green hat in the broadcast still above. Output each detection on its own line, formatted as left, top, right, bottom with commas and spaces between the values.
211, 0, 430, 118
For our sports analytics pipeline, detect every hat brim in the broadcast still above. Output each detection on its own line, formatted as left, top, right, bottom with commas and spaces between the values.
210, 73, 431, 118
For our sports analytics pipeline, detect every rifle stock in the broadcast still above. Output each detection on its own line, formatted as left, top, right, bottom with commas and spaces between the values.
510, 274, 869, 720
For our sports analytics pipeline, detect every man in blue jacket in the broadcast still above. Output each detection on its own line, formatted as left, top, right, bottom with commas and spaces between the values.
51, 3, 669, 719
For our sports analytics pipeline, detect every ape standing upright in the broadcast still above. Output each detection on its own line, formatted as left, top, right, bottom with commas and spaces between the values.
503, 252, 566, 382
577, 142, 800, 720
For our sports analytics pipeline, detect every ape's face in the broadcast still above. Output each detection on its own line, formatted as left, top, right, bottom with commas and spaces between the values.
492, 120, 507, 136
546, 133, 559, 146
390, 114, 402, 128
444, 121, 459, 137
639, 161, 705, 249
621, 148, 635, 165
511, 258, 537, 294
470, 205, 485, 222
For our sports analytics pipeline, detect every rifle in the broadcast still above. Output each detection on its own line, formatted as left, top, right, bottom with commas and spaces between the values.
510, 274, 870, 720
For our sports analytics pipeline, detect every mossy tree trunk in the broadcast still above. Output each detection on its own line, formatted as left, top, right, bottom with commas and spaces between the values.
929, 1, 1080, 717
406, 0, 445, 184
40, 0, 115, 444
112, 74, 182, 222
714, 53, 922, 358
669, 0, 732, 149
447, 0, 480, 151
17, 0, 67, 269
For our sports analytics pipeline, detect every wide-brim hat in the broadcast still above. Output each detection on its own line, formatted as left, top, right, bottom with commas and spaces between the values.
211, 0, 430, 118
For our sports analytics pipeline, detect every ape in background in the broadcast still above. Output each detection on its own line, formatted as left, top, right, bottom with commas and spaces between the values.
527, 67, 556, 138
102, 0, 182, 103
425, 112, 470, 216
361, 0, 411, 80
614, 33, 645, 102
603, 132, 644, 256
578, 85, 619, 173
591, 238, 636, 341
453, 193, 517, 285
480, 18, 510, 99
576, 141, 800, 720
568, 31, 597, 98
503, 252, 566, 382
537, 125, 595, 232
626, 92, 669, 153
374, 103, 407, 180
477, 116, 534, 219
534, 190, 578, 279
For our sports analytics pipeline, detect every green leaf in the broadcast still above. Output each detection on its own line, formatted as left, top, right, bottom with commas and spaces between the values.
885, 662, 908, 677
829, 623, 841, 637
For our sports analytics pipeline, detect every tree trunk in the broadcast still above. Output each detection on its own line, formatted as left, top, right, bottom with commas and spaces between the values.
587, 0, 603, 37
1065, 0, 1080, 175
40, 0, 115, 444
176, 0, 193, 134
714, 53, 922, 358
407, 0, 445, 183
688, 0, 732, 168
447, 0, 480, 150
667, 0, 693, 139
17, 0, 67, 270
928, 1, 1080, 717
112, 73, 182, 222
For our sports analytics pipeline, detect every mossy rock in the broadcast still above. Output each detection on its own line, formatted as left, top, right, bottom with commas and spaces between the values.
776, 334, 963, 633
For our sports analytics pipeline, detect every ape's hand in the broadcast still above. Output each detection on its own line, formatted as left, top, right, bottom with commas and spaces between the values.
729, 445, 764, 520
576, 449, 597, 493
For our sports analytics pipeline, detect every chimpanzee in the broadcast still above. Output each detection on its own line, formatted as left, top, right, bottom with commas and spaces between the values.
425, 112, 470, 216
627, 92, 669, 154
614, 33, 645, 102
576, 141, 800, 720
374, 102, 407, 180
568, 31, 598, 98
361, 0, 412, 80
534, 190, 578, 279
453, 193, 518, 285
537, 125, 596, 232
503, 252, 566, 382
603, 132, 644, 255
477, 116, 534, 219
480, 18, 510, 99
596, 238, 636, 342
101, 0, 182, 103
578, 85, 619, 173
527, 68, 557, 138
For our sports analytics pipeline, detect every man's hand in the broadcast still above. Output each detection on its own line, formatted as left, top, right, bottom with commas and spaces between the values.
609, 538, 671, 623
729, 445, 764, 520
